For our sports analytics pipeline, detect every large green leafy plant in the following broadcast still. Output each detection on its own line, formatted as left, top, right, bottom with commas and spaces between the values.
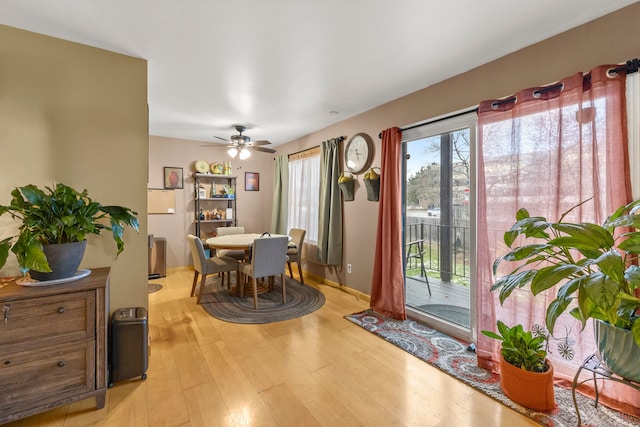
0, 183, 139, 274
491, 199, 640, 346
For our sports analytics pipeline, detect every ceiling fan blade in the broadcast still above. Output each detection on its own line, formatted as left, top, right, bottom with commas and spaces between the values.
214, 135, 229, 142
252, 146, 276, 153
249, 139, 271, 146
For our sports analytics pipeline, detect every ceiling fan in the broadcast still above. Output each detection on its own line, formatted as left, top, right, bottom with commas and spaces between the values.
213, 125, 275, 159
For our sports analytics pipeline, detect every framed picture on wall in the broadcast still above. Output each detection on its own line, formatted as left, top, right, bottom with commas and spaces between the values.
245, 172, 259, 191
164, 167, 183, 189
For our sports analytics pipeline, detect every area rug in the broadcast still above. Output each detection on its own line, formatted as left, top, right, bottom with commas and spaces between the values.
200, 276, 325, 324
345, 309, 640, 427
418, 304, 470, 328
148, 283, 163, 294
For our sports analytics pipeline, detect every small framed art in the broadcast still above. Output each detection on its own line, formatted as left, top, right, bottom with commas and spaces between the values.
164, 167, 184, 189
245, 172, 260, 191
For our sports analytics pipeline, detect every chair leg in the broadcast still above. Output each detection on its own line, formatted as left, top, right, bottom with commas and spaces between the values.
239, 272, 244, 298
419, 254, 431, 296
191, 271, 200, 297
196, 274, 207, 304
252, 276, 258, 309
297, 261, 304, 284
281, 273, 286, 304
288, 261, 294, 279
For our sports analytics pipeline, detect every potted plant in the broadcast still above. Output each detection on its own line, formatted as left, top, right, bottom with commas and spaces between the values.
491, 199, 640, 382
0, 183, 139, 281
482, 321, 563, 411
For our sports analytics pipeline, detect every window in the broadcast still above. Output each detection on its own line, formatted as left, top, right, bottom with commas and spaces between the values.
288, 153, 320, 244
403, 111, 477, 340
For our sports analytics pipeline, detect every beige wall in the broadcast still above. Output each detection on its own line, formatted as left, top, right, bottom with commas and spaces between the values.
146, 3, 640, 292
272, 3, 640, 295
148, 136, 273, 268
0, 25, 149, 312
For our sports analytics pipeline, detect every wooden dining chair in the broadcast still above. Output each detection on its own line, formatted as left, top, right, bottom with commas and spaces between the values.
239, 235, 288, 309
286, 228, 306, 284
214, 226, 246, 260
187, 234, 239, 304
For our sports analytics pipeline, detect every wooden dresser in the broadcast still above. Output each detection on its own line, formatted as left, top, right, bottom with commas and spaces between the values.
0, 267, 109, 424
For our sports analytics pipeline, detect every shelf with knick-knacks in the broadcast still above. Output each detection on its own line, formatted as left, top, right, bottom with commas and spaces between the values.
193, 173, 237, 238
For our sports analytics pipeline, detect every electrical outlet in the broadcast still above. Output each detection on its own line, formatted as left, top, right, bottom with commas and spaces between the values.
347, 263, 352, 274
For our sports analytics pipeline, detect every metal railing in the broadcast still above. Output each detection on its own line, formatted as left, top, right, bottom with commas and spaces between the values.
406, 217, 470, 282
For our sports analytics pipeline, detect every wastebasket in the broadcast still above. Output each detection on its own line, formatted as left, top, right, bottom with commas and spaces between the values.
109, 307, 148, 386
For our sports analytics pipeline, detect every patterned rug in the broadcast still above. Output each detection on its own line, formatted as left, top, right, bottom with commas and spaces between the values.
345, 309, 640, 427
200, 276, 325, 324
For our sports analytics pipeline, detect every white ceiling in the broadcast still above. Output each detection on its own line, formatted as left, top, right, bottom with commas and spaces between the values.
0, 1, 637, 147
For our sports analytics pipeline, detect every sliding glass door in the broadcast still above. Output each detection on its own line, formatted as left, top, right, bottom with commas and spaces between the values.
403, 112, 476, 342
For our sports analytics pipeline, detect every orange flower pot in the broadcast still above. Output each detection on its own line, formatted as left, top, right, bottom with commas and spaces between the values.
499, 354, 555, 411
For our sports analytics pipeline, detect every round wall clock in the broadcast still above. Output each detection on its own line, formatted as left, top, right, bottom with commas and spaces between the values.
345, 133, 373, 174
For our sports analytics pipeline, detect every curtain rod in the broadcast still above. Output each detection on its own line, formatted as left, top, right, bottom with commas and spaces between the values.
287, 145, 319, 158
378, 57, 640, 138
274, 136, 346, 160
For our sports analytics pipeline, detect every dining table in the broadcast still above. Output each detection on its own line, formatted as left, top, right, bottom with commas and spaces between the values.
205, 233, 290, 295
205, 233, 290, 254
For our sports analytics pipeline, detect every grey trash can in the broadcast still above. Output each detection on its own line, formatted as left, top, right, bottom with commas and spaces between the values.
109, 307, 148, 387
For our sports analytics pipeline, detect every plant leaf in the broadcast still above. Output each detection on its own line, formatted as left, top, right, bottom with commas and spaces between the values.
530, 264, 582, 295
595, 250, 625, 284
0, 237, 11, 270
632, 320, 640, 347
624, 265, 640, 291
491, 270, 536, 304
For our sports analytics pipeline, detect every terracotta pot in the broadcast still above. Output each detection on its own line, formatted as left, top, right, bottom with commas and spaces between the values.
499, 354, 555, 411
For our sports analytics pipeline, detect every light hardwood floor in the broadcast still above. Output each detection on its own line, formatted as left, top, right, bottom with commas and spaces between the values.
5, 269, 537, 427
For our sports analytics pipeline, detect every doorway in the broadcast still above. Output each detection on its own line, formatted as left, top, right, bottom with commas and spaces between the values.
403, 112, 477, 342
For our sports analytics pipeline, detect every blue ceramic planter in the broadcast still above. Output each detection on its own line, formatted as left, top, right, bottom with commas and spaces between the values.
594, 318, 640, 383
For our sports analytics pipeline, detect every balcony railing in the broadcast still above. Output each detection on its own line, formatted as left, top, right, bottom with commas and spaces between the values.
406, 217, 470, 283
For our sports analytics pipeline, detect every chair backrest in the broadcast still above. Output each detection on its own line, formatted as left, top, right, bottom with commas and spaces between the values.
250, 236, 288, 278
187, 234, 207, 273
216, 226, 245, 236
288, 228, 306, 253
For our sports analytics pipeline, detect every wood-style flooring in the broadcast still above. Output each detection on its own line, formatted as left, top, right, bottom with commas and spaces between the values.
4, 269, 537, 426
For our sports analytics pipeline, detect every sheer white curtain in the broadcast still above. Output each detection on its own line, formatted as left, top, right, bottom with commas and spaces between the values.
288, 155, 320, 244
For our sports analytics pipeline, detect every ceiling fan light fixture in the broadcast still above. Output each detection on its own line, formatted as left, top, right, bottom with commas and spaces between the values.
239, 147, 251, 160
227, 147, 238, 158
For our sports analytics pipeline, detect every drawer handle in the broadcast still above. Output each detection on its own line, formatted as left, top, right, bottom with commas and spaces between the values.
4, 360, 10, 365
58, 361, 66, 368
3, 304, 10, 323
57, 307, 65, 314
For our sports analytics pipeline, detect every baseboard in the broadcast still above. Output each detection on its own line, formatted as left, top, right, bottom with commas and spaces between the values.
167, 266, 192, 273
305, 271, 371, 302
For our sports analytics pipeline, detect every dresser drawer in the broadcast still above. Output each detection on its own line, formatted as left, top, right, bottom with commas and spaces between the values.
0, 291, 95, 356
0, 341, 95, 414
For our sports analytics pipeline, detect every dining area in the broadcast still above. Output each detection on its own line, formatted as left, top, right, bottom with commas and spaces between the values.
187, 227, 307, 311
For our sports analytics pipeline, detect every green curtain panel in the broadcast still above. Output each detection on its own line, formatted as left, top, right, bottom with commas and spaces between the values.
318, 138, 342, 265
270, 154, 289, 234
